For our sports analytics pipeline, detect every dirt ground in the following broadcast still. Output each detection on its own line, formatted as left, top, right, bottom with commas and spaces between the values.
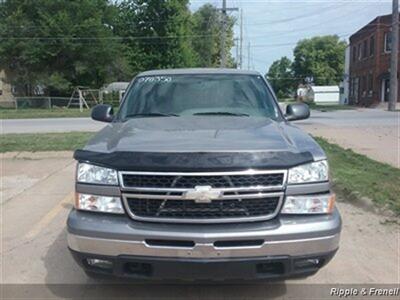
1, 152, 399, 298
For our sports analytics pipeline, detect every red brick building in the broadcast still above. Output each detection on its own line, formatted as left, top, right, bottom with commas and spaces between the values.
349, 14, 400, 106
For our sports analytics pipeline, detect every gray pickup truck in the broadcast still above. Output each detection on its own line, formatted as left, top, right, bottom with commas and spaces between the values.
68, 69, 341, 280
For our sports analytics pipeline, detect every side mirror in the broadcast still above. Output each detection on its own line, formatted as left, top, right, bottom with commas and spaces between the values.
91, 104, 114, 123
285, 103, 310, 121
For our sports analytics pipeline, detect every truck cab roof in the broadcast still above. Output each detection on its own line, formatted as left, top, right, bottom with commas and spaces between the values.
137, 68, 261, 77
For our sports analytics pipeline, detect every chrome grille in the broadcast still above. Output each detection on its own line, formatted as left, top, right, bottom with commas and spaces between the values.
125, 197, 281, 219
122, 173, 284, 189
119, 170, 286, 223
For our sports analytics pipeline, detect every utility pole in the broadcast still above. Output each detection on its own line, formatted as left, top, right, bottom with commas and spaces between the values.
247, 42, 250, 70
389, 0, 399, 111
234, 38, 239, 68
221, 0, 227, 68
239, 9, 243, 69
219, 0, 238, 68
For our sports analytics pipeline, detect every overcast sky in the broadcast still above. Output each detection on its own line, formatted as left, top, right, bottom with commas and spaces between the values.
190, 0, 392, 74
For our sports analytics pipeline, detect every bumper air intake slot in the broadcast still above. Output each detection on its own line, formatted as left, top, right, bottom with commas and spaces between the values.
145, 239, 195, 248
214, 239, 264, 248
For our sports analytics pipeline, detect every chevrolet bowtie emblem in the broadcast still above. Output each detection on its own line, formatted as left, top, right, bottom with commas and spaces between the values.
183, 185, 222, 203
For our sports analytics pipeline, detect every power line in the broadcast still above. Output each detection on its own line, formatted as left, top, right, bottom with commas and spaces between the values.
246, 5, 382, 40
0, 34, 218, 40
250, 32, 352, 48
245, 3, 342, 26
232, 0, 389, 3
0, 15, 218, 29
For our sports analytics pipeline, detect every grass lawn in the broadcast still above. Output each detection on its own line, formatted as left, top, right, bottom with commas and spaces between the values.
0, 132, 94, 152
0, 108, 91, 119
1, 132, 398, 214
308, 103, 355, 112
316, 137, 400, 215
277, 98, 294, 103
277, 101, 355, 112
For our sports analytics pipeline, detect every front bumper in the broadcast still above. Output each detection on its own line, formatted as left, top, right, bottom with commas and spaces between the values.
67, 208, 341, 279
70, 249, 337, 280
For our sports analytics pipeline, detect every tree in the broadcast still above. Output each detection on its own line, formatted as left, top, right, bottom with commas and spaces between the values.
292, 35, 347, 86
115, 0, 198, 72
0, 0, 128, 96
0, 0, 238, 96
191, 4, 235, 68
266, 56, 294, 99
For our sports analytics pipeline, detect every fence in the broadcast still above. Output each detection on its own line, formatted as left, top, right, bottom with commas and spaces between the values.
8, 96, 120, 110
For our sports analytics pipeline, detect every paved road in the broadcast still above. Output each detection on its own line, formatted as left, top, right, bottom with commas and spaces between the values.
1, 117, 104, 134
298, 108, 399, 127
2, 108, 399, 134
1, 152, 399, 299
2, 108, 399, 167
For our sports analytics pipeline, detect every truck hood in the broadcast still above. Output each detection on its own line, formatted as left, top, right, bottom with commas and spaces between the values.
84, 116, 322, 154
74, 117, 326, 171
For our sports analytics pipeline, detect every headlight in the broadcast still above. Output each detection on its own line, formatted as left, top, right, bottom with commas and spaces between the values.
288, 160, 328, 184
77, 163, 118, 185
76, 193, 124, 214
281, 194, 335, 214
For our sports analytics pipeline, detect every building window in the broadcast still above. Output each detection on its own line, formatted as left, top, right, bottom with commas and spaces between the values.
362, 40, 368, 58
352, 46, 357, 62
350, 78, 354, 96
369, 36, 375, 56
368, 73, 373, 96
384, 32, 392, 53
363, 76, 366, 92
358, 44, 362, 60
354, 77, 359, 103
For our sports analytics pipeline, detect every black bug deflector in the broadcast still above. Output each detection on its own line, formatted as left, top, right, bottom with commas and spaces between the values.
73, 150, 314, 172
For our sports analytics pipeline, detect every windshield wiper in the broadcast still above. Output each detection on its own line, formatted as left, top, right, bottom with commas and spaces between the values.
125, 113, 179, 118
192, 112, 249, 117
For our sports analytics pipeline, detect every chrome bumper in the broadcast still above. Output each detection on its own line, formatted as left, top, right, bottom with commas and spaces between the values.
67, 208, 341, 259
68, 233, 340, 258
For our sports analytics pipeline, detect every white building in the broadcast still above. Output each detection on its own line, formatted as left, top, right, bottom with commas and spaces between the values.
310, 86, 340, 105
101, 82, 130, 102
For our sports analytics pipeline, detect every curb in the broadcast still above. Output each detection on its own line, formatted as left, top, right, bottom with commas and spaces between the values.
1, 151, 74, 159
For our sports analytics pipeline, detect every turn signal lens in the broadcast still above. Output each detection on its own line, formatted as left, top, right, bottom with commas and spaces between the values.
281, 194, 335, 214
75, 193, 124, 214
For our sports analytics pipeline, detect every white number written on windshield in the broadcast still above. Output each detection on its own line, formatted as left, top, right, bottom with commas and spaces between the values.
137, 76, 172, 84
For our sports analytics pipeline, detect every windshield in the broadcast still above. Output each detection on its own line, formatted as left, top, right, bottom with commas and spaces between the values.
118, 74, 280, 120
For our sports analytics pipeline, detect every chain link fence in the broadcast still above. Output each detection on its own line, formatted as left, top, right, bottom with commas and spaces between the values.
8, 95, 120, 110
